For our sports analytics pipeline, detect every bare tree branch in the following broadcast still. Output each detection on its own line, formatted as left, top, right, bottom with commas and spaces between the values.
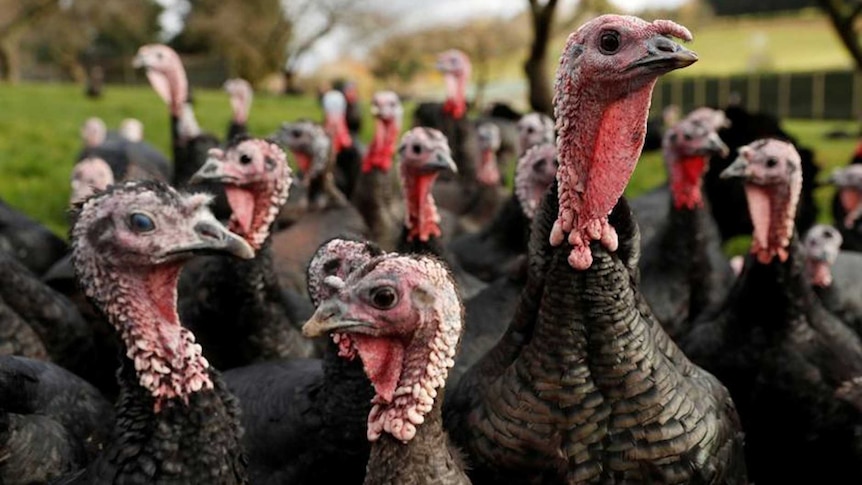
524, 0, 560, 115
818, 0, 862, 72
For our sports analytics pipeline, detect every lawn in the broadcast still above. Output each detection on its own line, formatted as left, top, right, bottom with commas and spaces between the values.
0, 83, 859, 241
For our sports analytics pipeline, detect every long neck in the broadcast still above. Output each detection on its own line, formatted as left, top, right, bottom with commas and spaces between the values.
364, 398, 467, 485
320, 341, 375, 447
747, 182, 799, 265
443, 74, 466, 120
476, 148, 500, 186
93, 263, 212, 410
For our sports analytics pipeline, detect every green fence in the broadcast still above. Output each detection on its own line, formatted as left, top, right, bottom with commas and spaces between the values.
652, 69, 862, 120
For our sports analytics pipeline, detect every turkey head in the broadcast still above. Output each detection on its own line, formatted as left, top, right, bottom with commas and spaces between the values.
303, 254, 462, 443
721, 138, 802, 264
803, 224, 843, 288
664, 108, 730, 210
476, 122, 502, 186
517, 112, 555, 156
363, 91, 403, 173
553, 14, 697, 269
830, 165, 862, 230
437, 49, 471, 120
515, 143, 558, 219
191, 137, 291, 250
71, 157, 115, 205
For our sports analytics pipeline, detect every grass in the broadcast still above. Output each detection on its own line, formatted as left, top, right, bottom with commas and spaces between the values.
0, 83, 859, 243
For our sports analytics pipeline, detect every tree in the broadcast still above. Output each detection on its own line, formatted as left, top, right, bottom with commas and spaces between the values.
818, 0, 862, 72
0, 0, 60, 81
178, 0, 291, 85
524, 0, 559, 115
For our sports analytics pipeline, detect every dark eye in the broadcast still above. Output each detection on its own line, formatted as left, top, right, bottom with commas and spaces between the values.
766, 158, 778, 168
599, 31, 621, 54
129, 213, 155, 233
411, 143, 423, 155
370, 286, 398, 309
823, 230, 834, 239
683, 133, 693, 141
239, 153, 252, 165
291, 129, 302, 138
526, 127, 535, 134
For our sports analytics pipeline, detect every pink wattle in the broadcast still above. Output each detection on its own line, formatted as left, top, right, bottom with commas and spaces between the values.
855, 141, 862, 159
406, 174, 441, 242
353, 335, 404, 403
294, 152, 312, 174
362, 119, 398, 173
326, 115, 353, 154
225, 186, 256, 236
670, 155, 706, 210
476, 149, 500, 186
745, 184, 791, 264
807, 260, 833, 287
840, 188, 862, 228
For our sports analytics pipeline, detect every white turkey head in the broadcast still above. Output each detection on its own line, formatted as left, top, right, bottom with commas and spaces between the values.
830, 165, 862, 229
70, 157, 115, 205
119, 118, 144, 142
476, 122, 502, 186
398, 127, 457, 243
515, 143, 558, 220
80, 117, 107, 148
224, 78, 253, 126
133, 44, 189, 118
517, 112, 555, 155
804, 224, 843, 288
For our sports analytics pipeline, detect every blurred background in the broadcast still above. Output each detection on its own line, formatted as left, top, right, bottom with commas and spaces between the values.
1, 0, 861, 235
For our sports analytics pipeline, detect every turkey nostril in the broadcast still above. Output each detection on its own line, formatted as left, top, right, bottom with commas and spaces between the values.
195, 222, 224, 242
654, 37, 678, 53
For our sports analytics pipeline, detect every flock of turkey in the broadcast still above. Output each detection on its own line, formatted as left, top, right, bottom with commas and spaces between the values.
4, 13, 862, 485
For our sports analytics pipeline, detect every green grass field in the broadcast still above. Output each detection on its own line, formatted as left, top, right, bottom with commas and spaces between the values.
0, 83, 858, 242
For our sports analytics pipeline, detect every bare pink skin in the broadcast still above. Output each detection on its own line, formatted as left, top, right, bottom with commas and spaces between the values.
71, 157, 115, 205
515, 143, 558, 219
664, 108, 729, 210
398, 128, 455, 242
224, 78, 253, 125
322, 90, 353, 154
438, 49, 471, 120
724, 139, 802, 265
804, 224, 843, 288
278, 121, 331, 186
133, 44, 189, 118
303, 255, 462, 443
831, 165, 862, 229
72, 183, 253, 411
729, 255, 744, 277
119, 118, 144, 142
552, 15, 695, 270
196, 139, 292, 250
476, 123, 502, 186
362, 91, 403, 173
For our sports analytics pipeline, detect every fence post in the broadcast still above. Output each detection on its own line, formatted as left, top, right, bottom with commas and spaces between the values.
654, 79, 664, 113
812, 72, 825, 119
718, 76, 730, 107
854, 71, 862, 120
694, 77, 706, 107
671, 76, 683, 110
747, 74, 760, 113
778, 73, 790, 119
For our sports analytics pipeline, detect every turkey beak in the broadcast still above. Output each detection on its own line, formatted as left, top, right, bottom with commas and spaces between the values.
707, 133, 730, 158
189, 155, 235, 185
720, 157, 750, 180
302, 300, 368, 337
422, 151, 458, 174
628, 35, 698, 73
132, 54, 147, 69
165, 219, 254, 260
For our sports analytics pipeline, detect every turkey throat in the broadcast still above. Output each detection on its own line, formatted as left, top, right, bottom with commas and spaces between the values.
746, 180, 799, 265
839, 187, 862, 229
476, 146, 501, 186
670, 155, 708, 210
362, 117, 399, 173
224, 175, 288, 250
402, 170, 442, 243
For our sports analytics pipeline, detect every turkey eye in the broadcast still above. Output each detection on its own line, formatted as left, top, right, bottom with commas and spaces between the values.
766, 158, 778, 168
599, 31, 621, 54
291, 129, 302, 138
683, 133, 693, 141
526, 127, 535, 134
128, 213, 155, 233
411, 144, 423, 155
239, 153, 252, 165
823, 231, 834, 239
370, 286, 398, 309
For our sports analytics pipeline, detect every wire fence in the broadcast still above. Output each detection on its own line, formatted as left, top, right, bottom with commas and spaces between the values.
652, 69, 862, 120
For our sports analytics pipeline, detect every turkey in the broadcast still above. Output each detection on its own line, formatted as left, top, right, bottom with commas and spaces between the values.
829, 164, 862, 251
682, 138, 862, 484
271, 120, 368, 293
803, 224, 862, 335
638, 108, 735, 340
0, 198, 67, 276
0, 355, 114, 484
456, 121, 506, 231
224, 78, 253, 142
224, 238, 380, 484
449, 143, 557, 283
630, 107, 730, 247
353, 90, 403, 251
76, 116, 172, 186
396, 127, 486, 299
57, 180, 250, 483
445, 15, 747, 484
179, 137, 317, 370
133, 44, 220, 189
302, 253, 470, 485
0, 249, 115, 393
516, 112, 555, 156
322, 89, 363, 198
70, 156, 115, 205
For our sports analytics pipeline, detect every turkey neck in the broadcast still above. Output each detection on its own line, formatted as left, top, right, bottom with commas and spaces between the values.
318, 340, 375, 450
364, 397, 467, 485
